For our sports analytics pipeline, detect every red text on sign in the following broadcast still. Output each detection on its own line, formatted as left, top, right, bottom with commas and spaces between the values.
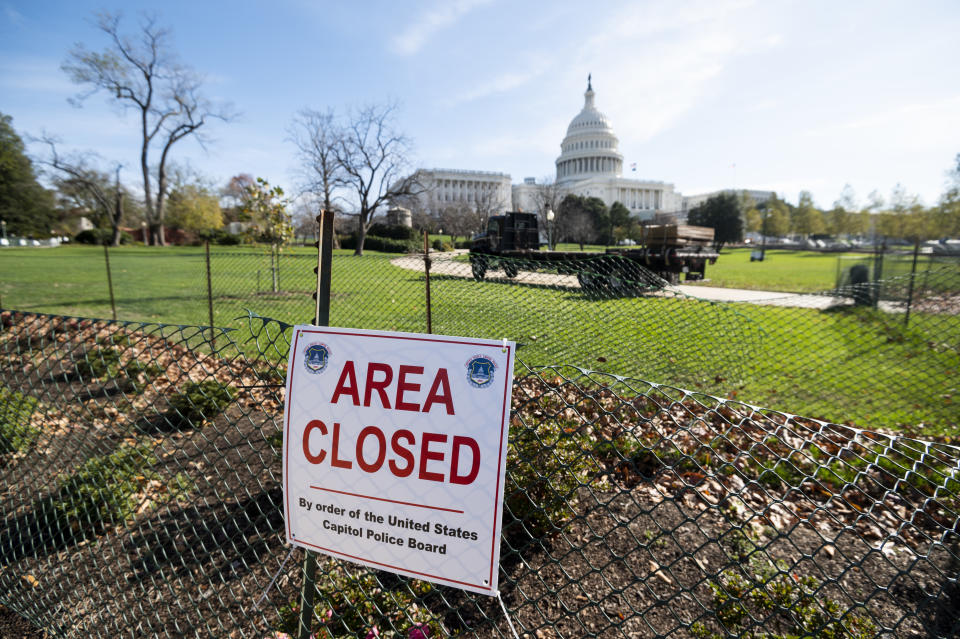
330, 361, 455, 415
301, 420, 479, 485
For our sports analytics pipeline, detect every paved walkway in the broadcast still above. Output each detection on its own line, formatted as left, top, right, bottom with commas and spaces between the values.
392, 254, 875, 310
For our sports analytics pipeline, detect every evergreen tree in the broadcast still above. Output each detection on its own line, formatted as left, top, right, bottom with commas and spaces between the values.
687, 192, 743, 251
0, 112, 56, 237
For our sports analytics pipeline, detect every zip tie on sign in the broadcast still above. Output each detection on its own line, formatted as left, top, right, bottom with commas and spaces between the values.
254, 546, 296, 610
497, 591, 521, 639
502, 338, 508, 353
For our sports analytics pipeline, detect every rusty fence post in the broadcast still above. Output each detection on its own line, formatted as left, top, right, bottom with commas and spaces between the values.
424, 231, 432, 334
300, 208, 335, 639
103, 243, 117, 321
205, 240, 216, 348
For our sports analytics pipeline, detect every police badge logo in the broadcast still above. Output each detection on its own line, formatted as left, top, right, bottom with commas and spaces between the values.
466, 355, 496, 388
303, 342, 331, 374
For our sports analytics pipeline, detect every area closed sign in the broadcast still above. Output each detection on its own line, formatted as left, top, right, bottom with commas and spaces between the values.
282, 326, 515, 595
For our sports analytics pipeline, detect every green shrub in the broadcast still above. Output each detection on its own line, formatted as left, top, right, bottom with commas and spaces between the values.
367, 223, 419, 241
339, 234, 419, 253
692, 556, 877, 639
0, 386, 39, 453
47, 444, 159, 530
75, 346, 122, 379
276, 567, 443, 638
504, 418, 592, 538
73, 229, 133, 245
168, 379, 235, 427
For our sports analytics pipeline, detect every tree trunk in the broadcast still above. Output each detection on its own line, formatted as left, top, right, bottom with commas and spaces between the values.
354, 214, 367, 256
150, 223, 165, 246
110, 177, 123, 247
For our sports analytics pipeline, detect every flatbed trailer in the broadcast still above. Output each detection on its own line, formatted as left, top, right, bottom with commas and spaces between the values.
468, 212, 718, 289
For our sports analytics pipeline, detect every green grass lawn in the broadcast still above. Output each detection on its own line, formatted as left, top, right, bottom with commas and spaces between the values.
2, 245, 957, 435
690, 248, 859, 293
693, 247, 960, 294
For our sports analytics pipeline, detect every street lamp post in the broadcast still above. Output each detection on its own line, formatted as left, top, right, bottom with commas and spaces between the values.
546, 209, 555, 250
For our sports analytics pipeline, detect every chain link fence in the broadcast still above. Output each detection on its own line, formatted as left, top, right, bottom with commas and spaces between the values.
1, 246, 957, 432
1, 310, 959, 638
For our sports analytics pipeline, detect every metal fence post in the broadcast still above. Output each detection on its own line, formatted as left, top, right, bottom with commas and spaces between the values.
873, 241, 885, 308
300, 209, 336, 639
904, 239, 920, 327
424, 231, 432, 334
103, 243, 117, 321
205, 240, 215, 347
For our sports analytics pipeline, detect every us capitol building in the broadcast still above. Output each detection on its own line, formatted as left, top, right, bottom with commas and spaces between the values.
405, 77, 772, 222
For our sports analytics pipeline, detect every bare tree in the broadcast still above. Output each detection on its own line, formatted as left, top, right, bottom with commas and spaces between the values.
289, 108, 344, 216
334, 102, 420, 255
37, 136, 126, 245
289, 108, 345, 248
439, 204, 473, 244
470, 186, 506, 236
533, 177, 564, 249
566, 211, 595, 250
62, 11, 233, 245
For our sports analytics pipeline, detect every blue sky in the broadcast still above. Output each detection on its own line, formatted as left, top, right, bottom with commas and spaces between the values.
2, 0, 959, 209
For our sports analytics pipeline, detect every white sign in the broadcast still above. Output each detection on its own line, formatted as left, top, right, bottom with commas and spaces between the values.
282, 326, 515, 596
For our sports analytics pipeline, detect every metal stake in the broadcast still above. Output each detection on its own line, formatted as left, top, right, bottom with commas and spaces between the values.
904, 238, 920, 327
205, 240, 215, 348
424, 231, 432, 334
103, 243, 117, 321
300, 208, 335, 639
315, 210, 334, 326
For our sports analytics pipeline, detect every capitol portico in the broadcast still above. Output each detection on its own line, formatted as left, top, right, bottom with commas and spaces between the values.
406, 77, 770, 222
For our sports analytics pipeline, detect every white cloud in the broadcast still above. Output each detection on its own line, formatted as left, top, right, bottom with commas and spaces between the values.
0, 57, 74, 94
3, 3, 24, 27
563, 0, 781, 144
390, 0, 493, 56
442, 54, 552, 107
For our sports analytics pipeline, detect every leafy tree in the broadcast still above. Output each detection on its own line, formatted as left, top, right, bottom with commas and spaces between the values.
934, 153, 960, 238
687, 192, 743, 251
62, 11, 233, 245
608, 201, 631, 245
739, 191, 761, 233
582, 196, 609, 245
762, 195, 791, 238
790, 191, 824, 237
242, 178, 291, 246
876, 185, 935, 242
166, 184, 223, 233
0, 112, 56, 236
241, 177, 291, 291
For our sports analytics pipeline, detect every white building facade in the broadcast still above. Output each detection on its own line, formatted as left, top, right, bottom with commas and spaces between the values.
547, 77, 683, 219
402, 78, 771, 224
681, 189, 775, 214
407, 169, 512, 216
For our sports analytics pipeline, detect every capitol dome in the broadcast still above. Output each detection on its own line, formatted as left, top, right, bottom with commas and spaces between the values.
556, 76, 623, 184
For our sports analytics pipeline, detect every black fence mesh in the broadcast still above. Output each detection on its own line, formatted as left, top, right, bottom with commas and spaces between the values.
1, 310, 958, 638
2, 246, 957, 433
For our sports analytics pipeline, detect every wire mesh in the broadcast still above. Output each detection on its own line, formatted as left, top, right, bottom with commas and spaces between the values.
1, 308, 958, 638
1, 246, 957, 431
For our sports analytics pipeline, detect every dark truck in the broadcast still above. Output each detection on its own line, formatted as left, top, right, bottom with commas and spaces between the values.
469, 212, 719, 289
